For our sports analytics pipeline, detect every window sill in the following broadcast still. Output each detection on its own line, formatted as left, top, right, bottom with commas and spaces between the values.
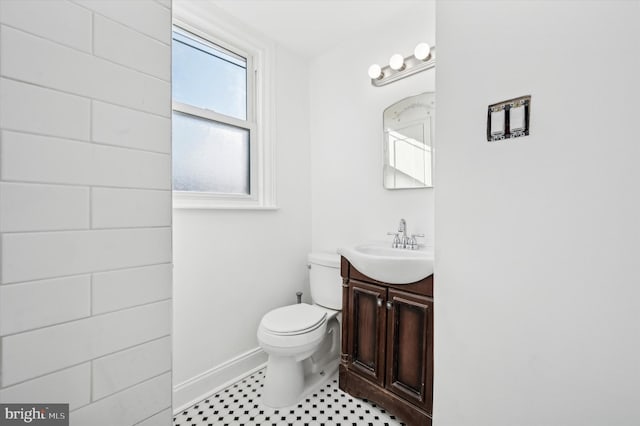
172, 192, 278, 210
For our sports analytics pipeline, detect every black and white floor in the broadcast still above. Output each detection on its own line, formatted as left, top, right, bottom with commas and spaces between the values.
173, 369, 405, 426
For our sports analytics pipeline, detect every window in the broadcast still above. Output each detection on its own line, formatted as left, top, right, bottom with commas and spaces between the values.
171, 17, 275, 209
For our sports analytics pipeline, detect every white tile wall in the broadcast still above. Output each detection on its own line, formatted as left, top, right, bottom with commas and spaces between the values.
92, 101, 171, 153
91, 188, 171, 229
0, 364, 91, 410
70, 373, 172, 426
1, 131, 93, 185
1, 131, 171, 190
0, 275, 91, 335
2, 228, 171, 284
0, 183, 90, 232
1, 300, 171, 386
154, 0, 171, 9
0, 1, 172, 423
137, 408, 173, 426
72, 0, 171, 44
0, 78, 90, 140
0, 25, 170, 117
92, 336, 171, 399
94, 15, 171, 81
92, 264, 172, 314
0, 0, 92, 52
91, 144, 171, 189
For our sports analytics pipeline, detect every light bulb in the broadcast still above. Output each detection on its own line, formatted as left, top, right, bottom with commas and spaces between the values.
368, 64, 382, 79
414, 42, 431, 61
389, 54, 405, 71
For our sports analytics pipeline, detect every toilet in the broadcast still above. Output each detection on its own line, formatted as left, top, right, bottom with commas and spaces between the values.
257, 252, 342, 408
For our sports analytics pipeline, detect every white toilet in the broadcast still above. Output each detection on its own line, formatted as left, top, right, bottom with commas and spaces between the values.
257, 252, 342, 408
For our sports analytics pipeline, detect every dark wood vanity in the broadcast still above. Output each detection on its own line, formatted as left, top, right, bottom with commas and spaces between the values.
339, 256, 433, 426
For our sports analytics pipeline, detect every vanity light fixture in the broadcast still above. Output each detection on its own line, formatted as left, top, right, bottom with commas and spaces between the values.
368, 64, 383, 80
389, 53, 405, 71
368, 42, 435, 87
414, 42, 431, 61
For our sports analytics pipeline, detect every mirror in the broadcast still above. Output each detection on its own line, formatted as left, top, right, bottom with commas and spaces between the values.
383, 92, 435, 189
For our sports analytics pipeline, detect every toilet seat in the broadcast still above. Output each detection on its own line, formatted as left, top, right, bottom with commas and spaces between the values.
260, 303, 327, 336
258, 303, 331, 351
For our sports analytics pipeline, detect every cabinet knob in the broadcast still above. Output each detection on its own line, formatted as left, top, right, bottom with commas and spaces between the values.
377, 298, 383, 307
386, 301, 393, 310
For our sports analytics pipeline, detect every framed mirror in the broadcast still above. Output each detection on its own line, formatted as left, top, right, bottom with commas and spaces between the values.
383, 92, 435, 189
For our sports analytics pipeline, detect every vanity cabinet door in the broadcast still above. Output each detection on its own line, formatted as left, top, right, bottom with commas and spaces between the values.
385, 289, 434, 414
348, 280, 387, 387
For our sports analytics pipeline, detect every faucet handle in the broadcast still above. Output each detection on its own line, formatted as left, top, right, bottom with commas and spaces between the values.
387, 232, 402, 248
408, 234, 425, 250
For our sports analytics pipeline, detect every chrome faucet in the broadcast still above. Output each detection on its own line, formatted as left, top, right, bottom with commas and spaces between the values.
387, 218, 424, 250
398, 218, 407, 247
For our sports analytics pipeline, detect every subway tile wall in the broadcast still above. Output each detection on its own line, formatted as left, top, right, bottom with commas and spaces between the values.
0, 1, 172, 425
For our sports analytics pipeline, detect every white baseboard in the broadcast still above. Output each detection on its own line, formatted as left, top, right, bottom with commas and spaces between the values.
173, 347, 267, 414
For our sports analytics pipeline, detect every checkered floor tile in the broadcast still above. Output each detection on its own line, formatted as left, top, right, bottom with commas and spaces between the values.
173, 369, 405, 426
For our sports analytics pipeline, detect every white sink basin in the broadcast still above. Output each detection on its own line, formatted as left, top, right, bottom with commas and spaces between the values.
337, 242, 434, 284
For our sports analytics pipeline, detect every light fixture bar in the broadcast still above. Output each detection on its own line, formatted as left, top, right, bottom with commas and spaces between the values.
370, 47, 435, 87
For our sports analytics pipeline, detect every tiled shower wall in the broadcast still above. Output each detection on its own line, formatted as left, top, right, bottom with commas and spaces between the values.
0, 1, 172, 425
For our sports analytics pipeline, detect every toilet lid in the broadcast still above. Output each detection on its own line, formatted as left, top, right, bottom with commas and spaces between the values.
261, 303, 327, 336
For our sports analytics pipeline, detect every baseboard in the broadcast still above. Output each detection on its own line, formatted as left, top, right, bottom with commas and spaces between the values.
173, 347, 267, 414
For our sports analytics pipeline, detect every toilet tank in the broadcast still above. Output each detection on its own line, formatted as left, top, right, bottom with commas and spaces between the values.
308, 252, 342, 310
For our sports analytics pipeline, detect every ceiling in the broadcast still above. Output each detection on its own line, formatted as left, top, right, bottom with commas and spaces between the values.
209, 0, 431, 59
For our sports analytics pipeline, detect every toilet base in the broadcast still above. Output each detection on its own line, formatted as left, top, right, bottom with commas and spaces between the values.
262, 355, 304, 408
262, 357, 339, 408
261, 317, 341, 408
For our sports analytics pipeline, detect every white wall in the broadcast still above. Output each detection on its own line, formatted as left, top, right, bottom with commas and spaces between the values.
434, 2, 640, 425
310, 2, 436, 252
0, 1, 172, 425
171, 4, 312, 409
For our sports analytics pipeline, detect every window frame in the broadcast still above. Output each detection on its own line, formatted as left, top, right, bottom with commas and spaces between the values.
171, 5, 276, 210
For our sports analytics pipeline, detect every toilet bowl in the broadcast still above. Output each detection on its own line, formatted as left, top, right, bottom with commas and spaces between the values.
257, 252, 342, 408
